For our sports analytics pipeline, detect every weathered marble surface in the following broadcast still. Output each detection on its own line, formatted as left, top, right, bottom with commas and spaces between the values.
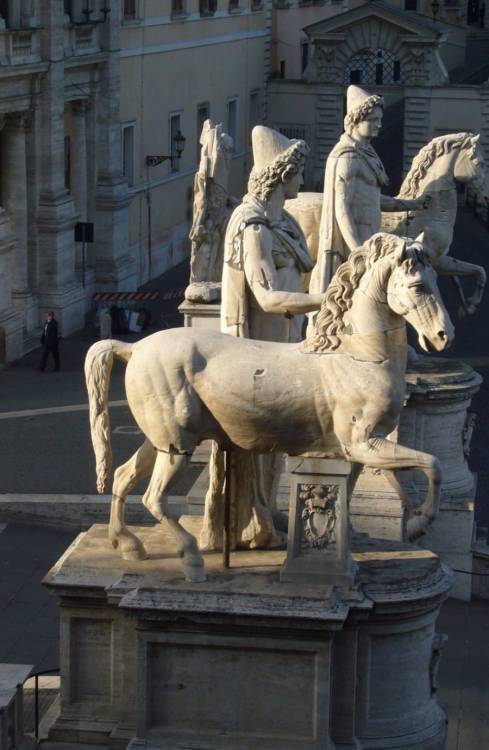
85, 232, 453, 584
0, 663, 35, 750
186, 119, 234, 300
44, 521, 452, 750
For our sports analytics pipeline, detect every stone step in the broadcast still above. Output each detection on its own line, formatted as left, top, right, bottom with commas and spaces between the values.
23, 327, 42, 355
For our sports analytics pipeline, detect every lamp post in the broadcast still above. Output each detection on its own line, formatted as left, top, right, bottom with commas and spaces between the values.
145, 131, 187, 281
431, 0, 440, 20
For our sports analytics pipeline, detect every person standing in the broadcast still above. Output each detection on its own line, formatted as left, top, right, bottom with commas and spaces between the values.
38, 311, 60, 371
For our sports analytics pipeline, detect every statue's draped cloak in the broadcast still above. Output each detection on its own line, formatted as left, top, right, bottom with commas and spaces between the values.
310, 133, 388, 295
221, 193, 314, 338
201, 193, 314, 550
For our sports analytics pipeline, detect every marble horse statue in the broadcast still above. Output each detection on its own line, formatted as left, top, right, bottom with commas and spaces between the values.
85, 233, 454, 583
287, 133, 487, 315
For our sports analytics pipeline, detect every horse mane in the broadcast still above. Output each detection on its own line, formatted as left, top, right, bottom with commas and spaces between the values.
302, 233, 405, 354
399, 132, 475, 199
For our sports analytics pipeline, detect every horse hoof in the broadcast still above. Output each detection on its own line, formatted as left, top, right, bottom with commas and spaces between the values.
182, 555, 206, 583
121, 546, 147, 562
184, 566, 206, 584
110, 537, 119, 550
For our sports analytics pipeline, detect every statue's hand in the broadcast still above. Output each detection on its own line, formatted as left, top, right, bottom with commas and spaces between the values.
413, 194, 432, 210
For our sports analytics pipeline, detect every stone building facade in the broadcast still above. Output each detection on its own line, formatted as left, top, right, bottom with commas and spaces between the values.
119, 0, 268, 284
268, 0, 489, 190
0, 0, 131, 363
0, 0, 269, 363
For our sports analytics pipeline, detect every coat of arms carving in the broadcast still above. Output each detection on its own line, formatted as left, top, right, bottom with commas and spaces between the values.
299, 483, 339, 549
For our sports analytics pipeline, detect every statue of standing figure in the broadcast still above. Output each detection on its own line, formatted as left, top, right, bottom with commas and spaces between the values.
186, 120, 235, 303
309, 85, 429, 297
200, 126, 322, 551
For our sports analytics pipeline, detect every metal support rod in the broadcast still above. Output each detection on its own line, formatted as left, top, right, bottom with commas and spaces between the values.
223, 449, 232, 569
34, 674, 39, 738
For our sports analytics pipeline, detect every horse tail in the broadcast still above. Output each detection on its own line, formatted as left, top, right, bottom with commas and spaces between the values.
84, 339, 134, 494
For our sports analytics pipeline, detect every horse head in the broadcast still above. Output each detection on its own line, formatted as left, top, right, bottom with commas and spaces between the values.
386, 234, 454, 353
454, 133, 488, 196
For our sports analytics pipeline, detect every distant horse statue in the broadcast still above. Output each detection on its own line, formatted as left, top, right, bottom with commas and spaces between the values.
85, 233, 454, 583
286, 133, 487, 314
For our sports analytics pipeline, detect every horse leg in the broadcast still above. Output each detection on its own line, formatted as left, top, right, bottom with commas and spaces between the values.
343, 437, 441, 540
109, 438, 156, 560
142, 450, 206, 583
435, 255, 486, 315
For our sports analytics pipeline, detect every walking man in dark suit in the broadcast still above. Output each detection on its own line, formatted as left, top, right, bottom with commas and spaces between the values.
38, 311, 60, 371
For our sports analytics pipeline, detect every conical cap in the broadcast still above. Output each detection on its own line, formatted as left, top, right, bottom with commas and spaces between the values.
346, 85, 375, 114
252, 126, 296, 172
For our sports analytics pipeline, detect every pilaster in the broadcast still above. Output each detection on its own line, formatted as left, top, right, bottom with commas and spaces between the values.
36, 0, 84, 335
0, 209, 22, 364
403, 87, 432, 177
314, 86, 344, 190
94, 0, 134, 289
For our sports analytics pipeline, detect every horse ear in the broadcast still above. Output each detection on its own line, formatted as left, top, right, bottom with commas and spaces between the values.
472, 134, 481, 145
415, 232, 424, 244
398, 238, 408, 261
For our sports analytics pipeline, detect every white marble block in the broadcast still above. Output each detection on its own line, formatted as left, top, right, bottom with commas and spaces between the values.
281, 456, 357, 587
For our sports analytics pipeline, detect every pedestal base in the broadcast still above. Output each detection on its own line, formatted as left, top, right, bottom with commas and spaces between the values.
44, 520, 452, 750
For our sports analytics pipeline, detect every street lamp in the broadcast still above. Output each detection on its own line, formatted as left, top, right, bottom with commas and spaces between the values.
145, 130, 187, 281
431, 0, 440, 20
145, 130, 187, 168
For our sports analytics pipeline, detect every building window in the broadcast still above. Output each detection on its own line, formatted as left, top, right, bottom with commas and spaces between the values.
64, 136, 71, 191
301, 41, 309, 73
229, 0, 239, 10
251, 0, 263, 9
0, 0, 20, 27
405, 0, 417, 9
196, 103, 210, 161
172, 0, 185, 15
170, 113, 182, 173
344, 48, 402, 85
199, 0, 217, 15
123, 0, 138, 20
122, 124, 135, 187
227, 98, 238, 152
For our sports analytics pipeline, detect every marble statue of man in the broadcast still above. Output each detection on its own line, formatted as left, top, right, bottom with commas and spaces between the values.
310, 85, 429, 296
186, 120, 235, 302
200, 126, 322, 551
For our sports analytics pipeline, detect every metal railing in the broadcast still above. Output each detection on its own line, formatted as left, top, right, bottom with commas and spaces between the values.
30, 667, 60, 739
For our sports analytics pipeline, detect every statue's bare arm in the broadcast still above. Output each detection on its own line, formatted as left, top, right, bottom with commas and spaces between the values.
243, 225, 323, 315
381, 194, 430, 212
334, 157, 364, 252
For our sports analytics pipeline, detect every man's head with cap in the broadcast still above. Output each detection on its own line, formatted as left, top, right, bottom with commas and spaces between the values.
344, 85, 384, 140
248, 125, 310, 201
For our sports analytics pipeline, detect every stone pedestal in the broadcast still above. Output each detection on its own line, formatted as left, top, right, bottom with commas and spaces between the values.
282, 457, 357, 587
178, 299, 221, 330
44, 520, 452, 750
0, 663, 36, 750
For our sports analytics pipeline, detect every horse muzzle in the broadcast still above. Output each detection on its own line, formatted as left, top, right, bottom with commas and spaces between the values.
418, 326, 453, 353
